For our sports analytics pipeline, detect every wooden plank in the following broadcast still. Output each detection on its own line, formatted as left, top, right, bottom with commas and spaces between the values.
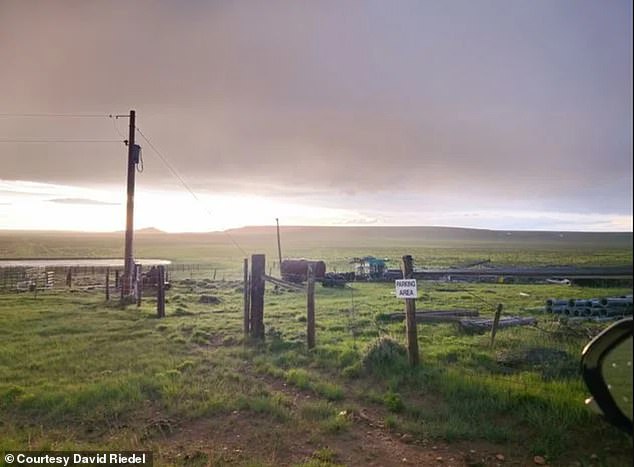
413, 266, 632, 279
459, 316, 536, 333
264, 274, 304, 291
380, 310, 479, 323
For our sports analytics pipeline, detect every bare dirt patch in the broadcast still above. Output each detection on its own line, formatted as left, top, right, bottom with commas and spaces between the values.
149, 366, 536, 466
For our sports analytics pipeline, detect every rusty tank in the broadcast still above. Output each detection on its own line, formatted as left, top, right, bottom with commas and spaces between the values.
281, 259, 326, 283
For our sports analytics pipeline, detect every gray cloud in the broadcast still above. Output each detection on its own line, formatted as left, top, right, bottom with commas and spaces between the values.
0, 0, 631, 216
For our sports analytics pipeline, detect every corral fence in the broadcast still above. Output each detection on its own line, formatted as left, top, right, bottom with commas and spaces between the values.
0, 263, 244, 294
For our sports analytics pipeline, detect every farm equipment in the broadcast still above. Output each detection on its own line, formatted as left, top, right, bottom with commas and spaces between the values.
321, 272, 353, 287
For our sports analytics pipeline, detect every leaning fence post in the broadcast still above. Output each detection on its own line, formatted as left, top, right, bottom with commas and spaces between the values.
402, 255, 419, 367
307, 264, 316, 349
157, 265, 166, 318
243, 258, 250, 336
490, 303, 503, 348
250, 254, 265, 340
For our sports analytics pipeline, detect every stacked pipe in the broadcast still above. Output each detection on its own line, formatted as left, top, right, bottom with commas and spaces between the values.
545, 295, 633, 317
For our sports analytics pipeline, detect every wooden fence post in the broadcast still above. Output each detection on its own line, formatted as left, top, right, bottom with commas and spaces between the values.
490, 303, 503, 348
66, 268, 72, 288
243, 258, 250, 336
250, 254, 265, 339
105, 268, 110, 301
402, 255, 419, 367
306, 264, 316, 349
157, 265, 165, 318
136, 264, 143, 307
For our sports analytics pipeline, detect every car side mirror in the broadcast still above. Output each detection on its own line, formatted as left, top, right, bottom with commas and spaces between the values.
581, 317, 633, 434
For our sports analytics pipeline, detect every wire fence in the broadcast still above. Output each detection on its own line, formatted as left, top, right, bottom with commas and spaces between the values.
1, 261, 623, 399
0, 263, 247, 294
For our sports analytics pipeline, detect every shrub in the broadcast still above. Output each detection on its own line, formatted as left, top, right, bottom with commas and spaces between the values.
383, 390, 404, 413
285, 368, 311, 389
341, 363, 362, 379
314, 382, 344, 401
362, 337, 407, 374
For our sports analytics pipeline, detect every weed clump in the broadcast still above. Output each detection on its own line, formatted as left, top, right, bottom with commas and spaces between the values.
383, 390, 405, 413
199, 295, 221, 304
0, 385, 26, 408
341, 363, 362, 379
362, 337, 407, 374
173, 307, 193, 316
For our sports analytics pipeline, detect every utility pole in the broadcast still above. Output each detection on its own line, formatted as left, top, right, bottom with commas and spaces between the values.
275, 218, 283, 276
123, 109, 137, 296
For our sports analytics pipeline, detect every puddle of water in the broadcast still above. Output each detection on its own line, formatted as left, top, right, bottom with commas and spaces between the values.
0, 259, 171, 268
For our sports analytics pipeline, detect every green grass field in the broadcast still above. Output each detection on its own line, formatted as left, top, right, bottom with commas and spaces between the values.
0, 228, 632, 466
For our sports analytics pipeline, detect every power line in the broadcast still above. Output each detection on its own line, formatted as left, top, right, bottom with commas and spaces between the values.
0, 138, 123, 143
135, 127, 248, 257
110, 116, 127, 141
0, 113, 112, 118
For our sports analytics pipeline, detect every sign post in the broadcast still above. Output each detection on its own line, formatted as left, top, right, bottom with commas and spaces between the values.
400, 256, 419, 366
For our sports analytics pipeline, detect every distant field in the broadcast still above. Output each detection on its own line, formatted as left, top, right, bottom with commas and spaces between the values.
0, 227, 631, 275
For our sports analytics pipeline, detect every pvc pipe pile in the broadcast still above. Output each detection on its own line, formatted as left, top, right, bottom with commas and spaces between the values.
545, 295, 632, 318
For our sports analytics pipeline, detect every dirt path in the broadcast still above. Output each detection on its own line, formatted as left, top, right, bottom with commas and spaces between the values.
154, 367, 528, 466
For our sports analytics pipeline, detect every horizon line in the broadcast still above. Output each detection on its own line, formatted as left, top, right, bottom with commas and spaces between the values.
0, 225, 632, 235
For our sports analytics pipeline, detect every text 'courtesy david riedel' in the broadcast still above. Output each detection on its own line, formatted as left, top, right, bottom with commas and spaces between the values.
3, 452, 152, 467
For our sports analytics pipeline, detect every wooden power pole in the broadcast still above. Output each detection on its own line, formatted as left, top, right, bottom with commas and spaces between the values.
123, 109, 137, 296
402, 255, 420, 366
275, 218, 283, 275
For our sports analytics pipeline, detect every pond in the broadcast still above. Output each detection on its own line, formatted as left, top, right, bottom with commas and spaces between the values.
0, 258, 171, 268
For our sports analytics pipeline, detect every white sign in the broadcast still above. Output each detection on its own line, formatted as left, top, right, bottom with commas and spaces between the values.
395, 279, 417, 299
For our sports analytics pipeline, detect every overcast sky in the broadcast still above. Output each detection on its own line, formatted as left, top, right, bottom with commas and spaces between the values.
0, 0, 632, 232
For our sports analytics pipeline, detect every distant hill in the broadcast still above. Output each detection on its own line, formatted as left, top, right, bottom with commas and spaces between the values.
223, 225, 633, 248
135, 227, 166, 235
